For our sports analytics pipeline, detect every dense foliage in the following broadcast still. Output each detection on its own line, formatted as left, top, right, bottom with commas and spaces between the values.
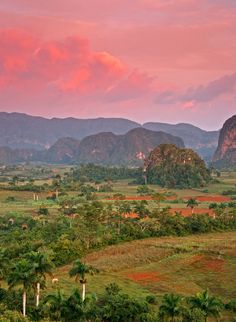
70, 164, 142, 183
0, 270, 233, 321
0, 199, 236, 268
0, 165, 235, 320
145, 144, 211, 188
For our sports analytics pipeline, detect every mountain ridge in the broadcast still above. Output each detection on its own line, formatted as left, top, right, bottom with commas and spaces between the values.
213, 115, 236, 168
0, 112, 220, 161
143, 121, 219, 161
48, 127, 185, 165
0, 127, 184, 165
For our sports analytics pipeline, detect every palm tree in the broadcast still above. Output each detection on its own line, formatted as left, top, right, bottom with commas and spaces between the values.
188, 289, 223, 322
134, 200, 149, 219
159, 293, 183, 322
69, 259, 99, 301
63, 288, 96, 321
113, 201, 132, 234
0, 247, 9, 286
26, 251, 54, 307
44, 289, 66, 321
187, 198, 198, 214
8, 259, 36, 317
152, 192, 166, 207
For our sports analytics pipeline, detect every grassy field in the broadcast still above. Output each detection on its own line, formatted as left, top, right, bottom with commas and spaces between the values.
50, 232, 236, 302
0, 169, 235, 220
0, 166, 235, 320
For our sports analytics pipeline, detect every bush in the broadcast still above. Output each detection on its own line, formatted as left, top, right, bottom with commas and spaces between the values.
146, 295, 158, 304
99, 183, 113, 192
5, 196, 16, 202
38, 207, 49, 216
225, 300, 236, 312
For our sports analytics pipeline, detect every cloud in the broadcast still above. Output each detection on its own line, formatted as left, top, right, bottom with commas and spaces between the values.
156, 72, 236, 105
183, 72, 236, 102
105, 70, 154, 102
182, 100, 196, 110
0, 28, 153, 101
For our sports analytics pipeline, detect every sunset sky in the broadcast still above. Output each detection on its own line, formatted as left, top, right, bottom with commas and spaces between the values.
0, 0, 235, 129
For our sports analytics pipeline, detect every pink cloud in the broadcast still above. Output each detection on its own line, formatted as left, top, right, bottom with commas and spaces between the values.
182, 100, 196, 110
0, 1, 235, 129
156, 73, 236, 105
182, 73, 236, 102
0, 29, 152, 99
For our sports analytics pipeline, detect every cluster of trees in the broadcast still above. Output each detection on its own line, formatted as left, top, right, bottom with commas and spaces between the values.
1, 253, 235, 321
222, 188, 236, 196
209, 202, 236, 210
1, 155, 214, 192
70, 164, 142, 183
1, 198, 236, 269
0, 165, 235, 320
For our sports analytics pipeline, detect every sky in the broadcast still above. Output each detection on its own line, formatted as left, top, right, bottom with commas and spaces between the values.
0, 0, 235, 130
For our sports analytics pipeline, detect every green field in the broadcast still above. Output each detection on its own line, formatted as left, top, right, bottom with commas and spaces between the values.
0, 167, 235, 217
51, 232, 236, 301
0, 165, 236, 320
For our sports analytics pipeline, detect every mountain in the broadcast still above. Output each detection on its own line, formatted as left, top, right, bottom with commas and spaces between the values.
0, 112, 140, 149
0, 112, 220, 161
76, 128, 184, 165
145, 144, 211, 188
0, 147, 34, 165
0, 128, 184, 165
48, 128, 184, 166
213, 115, 236, 168
43, 138, 81, 163
143, 122, 219, 161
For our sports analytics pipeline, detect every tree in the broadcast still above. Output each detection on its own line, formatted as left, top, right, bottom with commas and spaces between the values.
159, 293, 183, 322
114, 201, 132, 234
12, 175, 19, 186
187, 198, 199, 214
152, 192, 166, 207
44, 289, 66, 321
133, 200, 149, 218
188, 289, 223, 322
63, 288, 97, 321
137, 185, 152, 196
37, 207, 49, 216
69, 259, 99, 301
25, 251, 54, 307
100, 286, 149, 322
0, 304, 30, 321
0, 248, 9, 286
8, 259, 36, 317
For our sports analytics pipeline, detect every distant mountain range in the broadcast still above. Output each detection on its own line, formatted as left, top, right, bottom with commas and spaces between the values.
0, 147, 34, 164
75, 128, 184, 165
0, 128, 184, 165
0, 112, 139, 150
213, 115, 236, 168
143, 122, 219, 161
0, 112, 219, 162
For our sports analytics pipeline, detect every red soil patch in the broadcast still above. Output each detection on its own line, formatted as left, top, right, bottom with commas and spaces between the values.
107, 194, 230, 202
107, 195, 178, 201
183, 195, 231, 202
125, 196, 153, 200
166, 195, 178, 200
107, 196, 153, 201
191, 255, 225, 273
204, 258, 225, 272
188, 254, 205, 264
170, 208, 215, 217
122, 212, 139, 219
125, 272, 160, 283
